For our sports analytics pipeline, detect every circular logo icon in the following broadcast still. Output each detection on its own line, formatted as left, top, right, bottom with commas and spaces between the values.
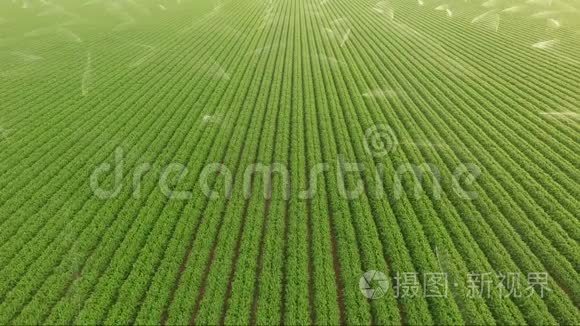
364, 125, 398, 157
359, 270, 389, 299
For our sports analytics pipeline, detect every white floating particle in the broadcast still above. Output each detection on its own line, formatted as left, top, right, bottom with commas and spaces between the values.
547, 18, 561, 28
526, 0, 552, 6
340, 29, 351, 47
471, 9, 496, 22
58, 27, 82, 43
540, 111, 578, 117
81, 52, 93, 96
540, 112, 579, 121
481, 0, 497, 8
531, 39, 558, 49
129, 51, 156, 67
207, 61, 230, 80
471, 10, 500, 31
531, 10, 560, 18
374, 1, 394, 18
501, 5, 524, 13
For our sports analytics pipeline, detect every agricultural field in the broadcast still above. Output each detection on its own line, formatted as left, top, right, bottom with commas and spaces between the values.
0, 0, 578, 324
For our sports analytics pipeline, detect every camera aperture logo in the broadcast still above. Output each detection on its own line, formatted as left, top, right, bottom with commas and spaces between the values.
364, 124, 398, 157
359, 270, 389, 300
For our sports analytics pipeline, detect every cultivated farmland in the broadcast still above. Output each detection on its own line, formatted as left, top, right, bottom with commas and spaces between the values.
0, 0, 578, 324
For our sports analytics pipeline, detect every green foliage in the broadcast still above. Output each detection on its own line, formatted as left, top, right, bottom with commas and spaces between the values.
0, 0, 578, 325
